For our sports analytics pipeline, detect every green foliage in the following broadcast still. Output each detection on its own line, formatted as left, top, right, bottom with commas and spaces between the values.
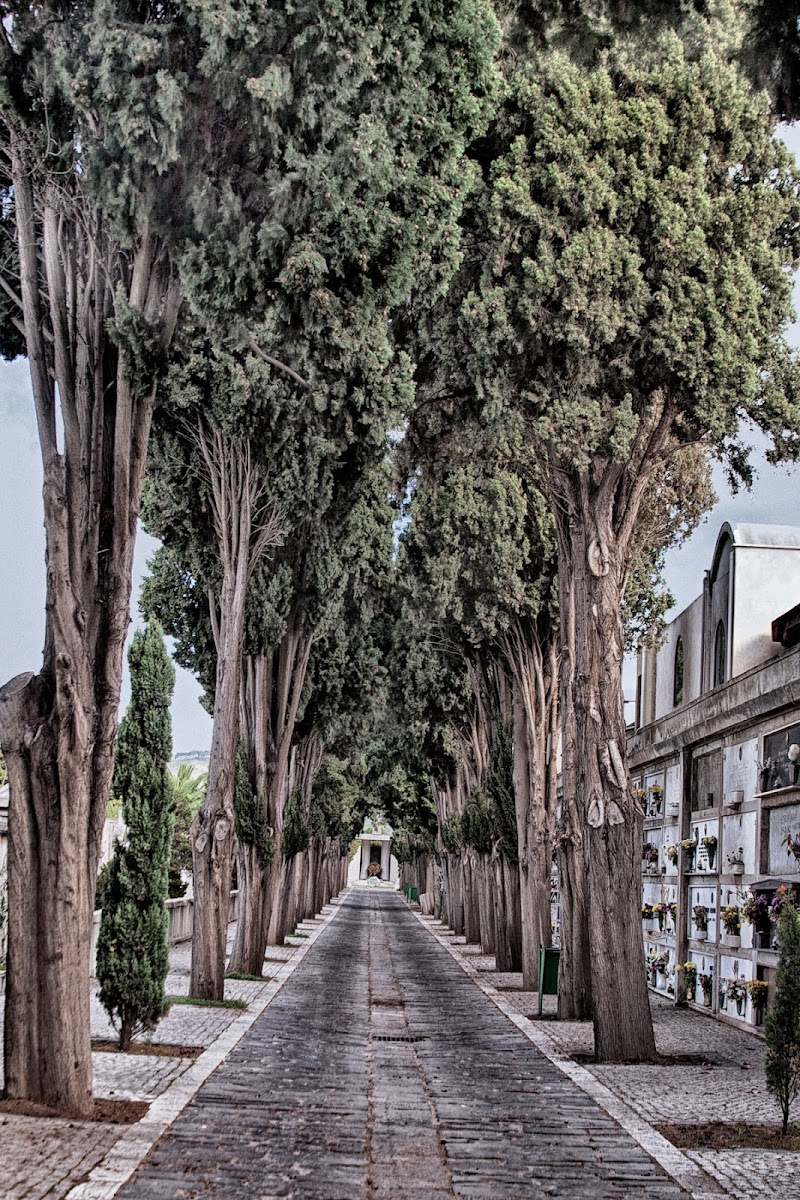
168, 765, 207, 899
0, 750, 7, 788
463, 790, 494, 855
739, 0, 800, 121
233, 749, 274, 870
440, 811, 464, 854
96, 622, 175, 1049
766, 902, 800, 1134
282, 789, 310, 860
309, 756, 361, 850
450, 40, 800, 475
486, 722, 517, 861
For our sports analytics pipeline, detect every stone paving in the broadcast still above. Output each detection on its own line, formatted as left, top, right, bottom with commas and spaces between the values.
118, 891, 686, 1200
421, 916, 798, 1200
0, 912, 332, 1200
2, 893, 798, 1200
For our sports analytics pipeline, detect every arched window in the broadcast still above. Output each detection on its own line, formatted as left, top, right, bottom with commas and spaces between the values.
713, 620, 727, 687
673, 637, 684, 707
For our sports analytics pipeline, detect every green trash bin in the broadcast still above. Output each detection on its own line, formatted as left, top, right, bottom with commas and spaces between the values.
537, 945, 560, 1017
410, 886, 419, 903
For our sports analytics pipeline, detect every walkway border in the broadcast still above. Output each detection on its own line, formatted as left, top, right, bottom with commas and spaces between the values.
66, 896, 347, 1200
411, 908, 731, 1200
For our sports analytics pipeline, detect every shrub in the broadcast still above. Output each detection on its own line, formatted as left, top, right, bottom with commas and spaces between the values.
765, 903, 800, 1134
96, 623, 175, 1050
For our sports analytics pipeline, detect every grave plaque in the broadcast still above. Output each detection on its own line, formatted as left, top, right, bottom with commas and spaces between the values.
723, 739, 758, 804
768, 803, 800, 876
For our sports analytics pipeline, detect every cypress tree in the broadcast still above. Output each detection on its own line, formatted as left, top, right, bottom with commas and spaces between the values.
96, 622, 175, 1052
765, 902, 800, 1135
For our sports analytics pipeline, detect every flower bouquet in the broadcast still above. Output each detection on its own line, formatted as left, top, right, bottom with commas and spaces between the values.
747, 979, 768, 1024
742, 889, 772, 947
699, 972, 713, 1007
701, 834, 717, 870
721, 904, 741, 947
678, 960, 697, 1001
727, 975, 747, 1015
642, 842, 659, 872
692, 903, 709, 941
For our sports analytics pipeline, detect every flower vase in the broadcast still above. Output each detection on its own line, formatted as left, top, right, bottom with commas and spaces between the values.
685, 851, 695, 873
706, 845, 716, 870
703, 992, 711, 1008
657, 913, 664, 932
687, 985, 696, 1002
752, 1005, 765, 1027
731, 862, 744, 877
719, 992, 727, 1011
722, 934, 740, 949
695, 929, 707, 942
736, 997, 744, 1015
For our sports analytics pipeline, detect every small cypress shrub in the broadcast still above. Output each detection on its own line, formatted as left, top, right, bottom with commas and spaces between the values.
440, 811, 464, 855
282, 789, 310, 860
96, 622, 175, 1050
486, 721, 517, 860
463, 790, 493, 855
765, 901, 800, 1134
233, 747, 274, 868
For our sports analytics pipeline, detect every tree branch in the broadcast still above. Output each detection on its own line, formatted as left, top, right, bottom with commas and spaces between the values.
248, 341, 310, 388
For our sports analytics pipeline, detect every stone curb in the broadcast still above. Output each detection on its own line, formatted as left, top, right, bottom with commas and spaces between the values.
64, 895, 347, 1200
410, 907, 736, 1200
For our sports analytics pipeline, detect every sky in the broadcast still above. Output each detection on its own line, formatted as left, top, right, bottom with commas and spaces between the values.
1, 128, 799, 752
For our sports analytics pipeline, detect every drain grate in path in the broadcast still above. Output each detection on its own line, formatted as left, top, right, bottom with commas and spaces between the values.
371, 1034, 426, 1043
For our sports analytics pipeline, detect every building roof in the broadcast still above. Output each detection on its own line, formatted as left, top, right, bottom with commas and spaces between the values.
729, 523, 800, 549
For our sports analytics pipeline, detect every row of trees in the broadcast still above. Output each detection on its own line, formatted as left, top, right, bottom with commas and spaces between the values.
380, 7, 800, 1063
0, 0, 798, 1113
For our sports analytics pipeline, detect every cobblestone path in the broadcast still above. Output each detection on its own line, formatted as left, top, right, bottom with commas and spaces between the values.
118, 891, 688, 1200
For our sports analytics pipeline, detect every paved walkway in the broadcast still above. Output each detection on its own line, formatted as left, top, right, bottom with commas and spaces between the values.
117, 891, 687, 1200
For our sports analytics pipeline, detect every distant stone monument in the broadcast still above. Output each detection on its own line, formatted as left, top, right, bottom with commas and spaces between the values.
349, 816, 399, 887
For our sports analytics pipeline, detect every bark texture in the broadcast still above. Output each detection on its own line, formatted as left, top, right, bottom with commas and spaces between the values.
229, 615, 313, 975
0, 133, 180, 1113
554, 484, 657, 1061
190, 431, 282, 999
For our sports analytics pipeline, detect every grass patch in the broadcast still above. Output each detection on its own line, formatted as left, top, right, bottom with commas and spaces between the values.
166, 995, 248, 1010
225, 972, 271, 982
283, 931, 310, 942
659, 1121, 800, 1150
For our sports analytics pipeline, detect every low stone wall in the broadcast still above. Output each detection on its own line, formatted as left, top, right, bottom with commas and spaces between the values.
89, 890, 239, 977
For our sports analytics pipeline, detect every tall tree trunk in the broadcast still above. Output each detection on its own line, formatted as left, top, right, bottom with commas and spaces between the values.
491, 849, 513, 971
477, 853, 496, 953
554, 530, 593, 1019
229, 626, 312, 975
495, 621, 559, 992
190, 431, 282, 999
554, 498, 656, 1061
0, 137, 180, 1113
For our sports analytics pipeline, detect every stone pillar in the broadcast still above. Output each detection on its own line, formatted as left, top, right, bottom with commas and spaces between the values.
380, 841, 390, 881
360, 840, 371, 880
